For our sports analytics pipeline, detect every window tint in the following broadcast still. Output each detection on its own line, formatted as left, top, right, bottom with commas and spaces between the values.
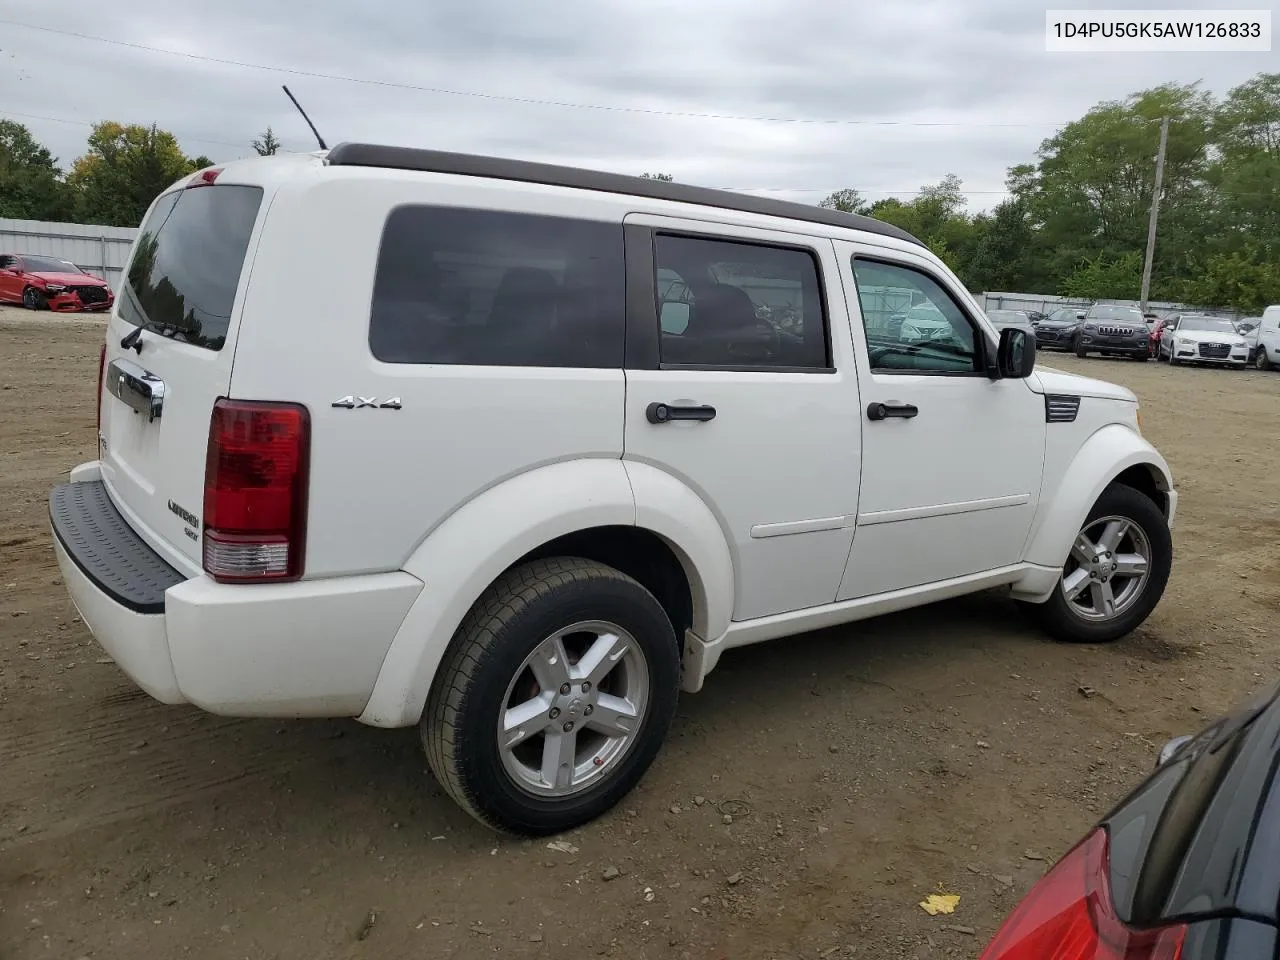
120, 186, 261, 351
0, 256, 15, 269
369, 207, 624, 367
654, 234, 828, 369
850, 259, 982, 374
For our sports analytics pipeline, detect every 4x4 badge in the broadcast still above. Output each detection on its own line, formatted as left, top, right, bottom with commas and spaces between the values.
331, 396, 402, 410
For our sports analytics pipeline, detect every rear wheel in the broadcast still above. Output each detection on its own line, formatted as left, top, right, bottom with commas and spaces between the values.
1022, 483, 1171, 644
423, 557, 681, 835
21, 287, 47, 310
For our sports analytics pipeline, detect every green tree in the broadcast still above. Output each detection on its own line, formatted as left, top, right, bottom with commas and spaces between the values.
1013, 82, 1215, 296
252, 127, 282, 156
1176, 246, 1280, 312
68, 122, 202, 227
0, 120, 73, 221
818, 188, 867, 214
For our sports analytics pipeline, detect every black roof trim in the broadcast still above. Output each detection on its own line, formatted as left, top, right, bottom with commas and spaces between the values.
324, 142, 924, 247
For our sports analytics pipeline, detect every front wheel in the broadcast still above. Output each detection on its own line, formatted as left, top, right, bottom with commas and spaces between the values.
1021, 483, 1171, 644
422, 557, 681, 835
22, 287, 47, 310
1260, 348, 1274, 371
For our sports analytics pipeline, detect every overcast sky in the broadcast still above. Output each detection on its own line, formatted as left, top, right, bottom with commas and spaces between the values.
0, 0, 1272, 212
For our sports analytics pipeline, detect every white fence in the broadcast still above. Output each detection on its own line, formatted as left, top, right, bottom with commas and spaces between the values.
977, 291, 1244, 321
0, 218, 138, 292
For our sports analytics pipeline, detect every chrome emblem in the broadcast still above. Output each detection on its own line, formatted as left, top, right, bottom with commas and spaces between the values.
331, 395, 402, 410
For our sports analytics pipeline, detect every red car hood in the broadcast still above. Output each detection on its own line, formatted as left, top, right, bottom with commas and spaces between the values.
28, 271, 107, 286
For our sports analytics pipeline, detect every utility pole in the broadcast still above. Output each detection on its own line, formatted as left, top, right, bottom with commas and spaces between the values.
1139, 116, 1170, 314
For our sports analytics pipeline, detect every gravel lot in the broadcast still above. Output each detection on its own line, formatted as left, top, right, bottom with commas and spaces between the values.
1, 303, 1278, 960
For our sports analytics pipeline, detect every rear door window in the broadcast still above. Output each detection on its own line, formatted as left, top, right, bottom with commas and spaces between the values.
369, 206, 625, 368
120, 185, 263, 351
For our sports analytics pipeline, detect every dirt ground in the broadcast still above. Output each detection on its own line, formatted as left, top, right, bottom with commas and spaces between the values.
1, 304, 1277, 960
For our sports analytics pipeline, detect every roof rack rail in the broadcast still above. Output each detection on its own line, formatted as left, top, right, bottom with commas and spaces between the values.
324, 141, 924, 247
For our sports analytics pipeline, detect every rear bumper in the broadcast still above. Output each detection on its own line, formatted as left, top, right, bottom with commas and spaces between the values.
50, 471, 423, 717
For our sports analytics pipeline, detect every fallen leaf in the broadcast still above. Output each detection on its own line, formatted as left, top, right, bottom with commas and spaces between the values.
919, 893, 960, 916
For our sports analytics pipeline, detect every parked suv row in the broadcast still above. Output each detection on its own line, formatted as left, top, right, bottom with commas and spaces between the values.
50, 144, 1177, 835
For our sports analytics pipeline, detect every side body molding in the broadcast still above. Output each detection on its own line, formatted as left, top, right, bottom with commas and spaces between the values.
1010, 424, 1176, 603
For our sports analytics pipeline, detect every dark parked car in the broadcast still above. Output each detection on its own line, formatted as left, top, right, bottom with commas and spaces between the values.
985, 309, 1035, 332
1033, 307, 1086, 351
0, 253, 114, 312
981, 679, 1280, 959
1076, 304, 1151, 360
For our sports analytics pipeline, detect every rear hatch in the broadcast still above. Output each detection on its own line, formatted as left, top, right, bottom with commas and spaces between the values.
98, 173, 266, 574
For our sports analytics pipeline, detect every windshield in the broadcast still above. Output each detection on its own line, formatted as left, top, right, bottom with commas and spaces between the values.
987, 310, 1028, 323
1087, 305, 1144, 323
22, 256, 82, 274
1178, 317, 1239, 333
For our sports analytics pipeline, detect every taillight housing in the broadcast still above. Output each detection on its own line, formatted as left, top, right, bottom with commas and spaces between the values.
980, 828, 1185, 960
202, 398, 310, 583
96, 343, 107, 435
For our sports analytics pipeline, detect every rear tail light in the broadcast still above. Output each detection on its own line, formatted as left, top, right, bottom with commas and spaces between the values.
202, 398, 310, 583
979, 828, 1185, 960
96, 343, 106, 435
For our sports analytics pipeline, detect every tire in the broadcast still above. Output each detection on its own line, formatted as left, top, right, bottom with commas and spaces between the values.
22, 287, 47, 310
1168, 348, 1178, 366
1260, 348, 1273, 371
422, 557, 681, 836
1075, 345, 1088, 359
1021, 483, 1171, 644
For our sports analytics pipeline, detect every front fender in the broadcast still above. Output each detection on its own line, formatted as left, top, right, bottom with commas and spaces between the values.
1012, 424, 1174, 601
357, 459, 635, 728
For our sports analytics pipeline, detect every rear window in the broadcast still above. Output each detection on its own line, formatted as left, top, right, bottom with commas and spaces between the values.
120, 184, 263, 351
368, 206, 624, 367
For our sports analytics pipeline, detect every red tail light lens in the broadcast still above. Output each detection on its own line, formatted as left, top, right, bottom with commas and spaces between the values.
96, 343, 106, 435
203, 398, 310, 583
980, 829, 1185, 960
189, 167, 223, 187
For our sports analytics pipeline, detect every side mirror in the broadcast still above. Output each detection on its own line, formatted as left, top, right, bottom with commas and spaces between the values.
997, 327, 1036, 378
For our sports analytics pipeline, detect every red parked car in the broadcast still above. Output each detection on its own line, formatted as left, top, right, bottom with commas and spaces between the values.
0, 253, 115, 312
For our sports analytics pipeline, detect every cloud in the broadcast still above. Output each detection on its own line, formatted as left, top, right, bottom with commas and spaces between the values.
0, 0, 1270, 212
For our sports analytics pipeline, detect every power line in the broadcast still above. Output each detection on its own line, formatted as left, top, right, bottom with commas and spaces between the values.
1, 109, 1015, 196
0, 19, 1067, 129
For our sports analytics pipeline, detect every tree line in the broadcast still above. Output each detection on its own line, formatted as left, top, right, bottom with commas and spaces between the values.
817, 72, 1280, 312
1, 71, 1276, 310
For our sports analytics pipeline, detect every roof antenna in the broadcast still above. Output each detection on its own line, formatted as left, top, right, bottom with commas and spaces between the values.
281, 84, 328, 150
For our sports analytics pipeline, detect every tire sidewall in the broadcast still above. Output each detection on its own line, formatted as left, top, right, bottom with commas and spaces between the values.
1042, 484, 1172, 643
440, 570, 679, 834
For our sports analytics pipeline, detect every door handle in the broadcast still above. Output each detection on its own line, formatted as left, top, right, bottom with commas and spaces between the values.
646, 401, 717, 424
866, 401, 918, 421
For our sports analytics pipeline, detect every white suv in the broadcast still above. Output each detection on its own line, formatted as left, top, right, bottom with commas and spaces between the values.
1256, 306, 1280, 371
50, 144, 1178, 835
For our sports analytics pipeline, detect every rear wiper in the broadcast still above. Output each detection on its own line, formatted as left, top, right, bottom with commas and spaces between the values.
120, 326, 143, 354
